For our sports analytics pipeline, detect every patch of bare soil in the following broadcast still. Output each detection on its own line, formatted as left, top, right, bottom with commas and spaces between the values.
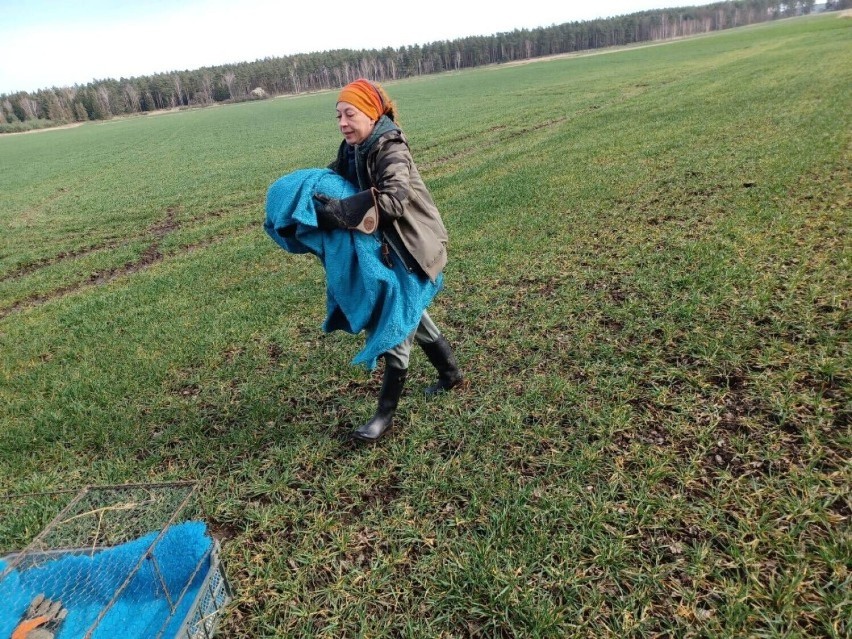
3, 122, 84, 136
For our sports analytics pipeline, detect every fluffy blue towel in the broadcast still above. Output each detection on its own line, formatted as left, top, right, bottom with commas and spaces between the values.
0, 521, 213, 639
264, 168, 442, 369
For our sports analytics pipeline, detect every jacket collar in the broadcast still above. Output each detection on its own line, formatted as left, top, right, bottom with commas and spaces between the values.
356, 116, 400, 156
351, 116, 400, 189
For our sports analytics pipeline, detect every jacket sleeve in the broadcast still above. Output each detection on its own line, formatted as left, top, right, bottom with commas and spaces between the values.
370, 139, 415, 223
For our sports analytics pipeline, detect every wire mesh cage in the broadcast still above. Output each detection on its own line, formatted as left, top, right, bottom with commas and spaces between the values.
0, 482, 232, 639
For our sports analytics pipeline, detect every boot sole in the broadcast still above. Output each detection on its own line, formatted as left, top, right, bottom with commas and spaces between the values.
351, 431, 387, 443
425, 376, 464, 397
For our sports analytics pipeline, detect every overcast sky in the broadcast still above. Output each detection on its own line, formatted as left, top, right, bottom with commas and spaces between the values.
1, 0, 707, 94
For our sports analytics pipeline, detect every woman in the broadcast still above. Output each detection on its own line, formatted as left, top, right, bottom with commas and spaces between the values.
313, 78, 463, 443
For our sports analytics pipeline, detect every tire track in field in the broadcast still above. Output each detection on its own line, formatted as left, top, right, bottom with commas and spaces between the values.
2, 239, 128, 282
0, 211, 255, 320
418, 115, 570, 172
418, 83, 653, 172
0, 208, 228, 283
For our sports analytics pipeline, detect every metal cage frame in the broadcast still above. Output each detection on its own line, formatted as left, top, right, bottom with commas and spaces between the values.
0, 482, 232, 639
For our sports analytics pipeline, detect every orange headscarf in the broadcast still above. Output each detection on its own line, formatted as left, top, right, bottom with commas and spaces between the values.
337, 79, 385, 121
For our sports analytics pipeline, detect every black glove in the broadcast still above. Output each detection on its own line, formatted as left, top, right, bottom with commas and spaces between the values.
313, 193, 345, 229
313, 191, 376, 230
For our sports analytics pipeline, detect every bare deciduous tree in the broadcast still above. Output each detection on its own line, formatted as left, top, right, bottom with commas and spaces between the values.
288, 63, 300, 93
45, 91, 71, 121
223, 72, 236, 100
74, 102, 89, 121
200, 73, 214, 104
124, 83, 141, 112
20, 96, 39, 120
96, 85, 112, 116
60, 87, 77, 107
172, 74, 185, 107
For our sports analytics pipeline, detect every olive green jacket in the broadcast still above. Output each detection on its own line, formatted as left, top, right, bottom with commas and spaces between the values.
330, 117, 448, 282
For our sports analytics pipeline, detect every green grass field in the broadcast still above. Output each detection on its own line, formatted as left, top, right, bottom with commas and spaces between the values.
1, 14, 850, 638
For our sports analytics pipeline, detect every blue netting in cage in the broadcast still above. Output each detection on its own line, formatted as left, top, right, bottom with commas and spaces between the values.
0, 521, 213, 639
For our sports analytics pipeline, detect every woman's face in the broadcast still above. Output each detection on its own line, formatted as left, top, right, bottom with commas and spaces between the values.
337, 101, 375, 145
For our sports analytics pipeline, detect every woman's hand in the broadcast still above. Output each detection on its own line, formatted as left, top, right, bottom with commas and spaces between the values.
313, 193, 346, 229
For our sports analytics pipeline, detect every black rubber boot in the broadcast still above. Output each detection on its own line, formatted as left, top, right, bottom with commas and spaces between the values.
420, 336, 463, 397
352, 365, 407, 442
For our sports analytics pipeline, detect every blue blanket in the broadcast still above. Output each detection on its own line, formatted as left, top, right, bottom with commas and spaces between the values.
264, 168, 442, 369
0, 521, 212, 639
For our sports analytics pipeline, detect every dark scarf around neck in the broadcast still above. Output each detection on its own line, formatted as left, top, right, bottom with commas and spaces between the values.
353, 116, 400, 190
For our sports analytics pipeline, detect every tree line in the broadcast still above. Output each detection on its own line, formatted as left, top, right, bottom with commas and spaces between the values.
1, 0, 839, 132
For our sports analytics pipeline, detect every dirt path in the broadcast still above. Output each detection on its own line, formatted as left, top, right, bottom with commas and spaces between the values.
3, 122, 84, 136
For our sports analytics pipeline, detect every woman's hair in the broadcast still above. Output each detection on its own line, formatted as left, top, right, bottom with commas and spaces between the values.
373, 82, 399, 123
